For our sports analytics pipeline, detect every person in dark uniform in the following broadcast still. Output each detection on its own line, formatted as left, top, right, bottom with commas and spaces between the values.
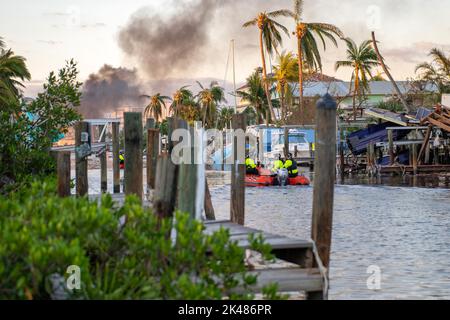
284, 153, 299, 178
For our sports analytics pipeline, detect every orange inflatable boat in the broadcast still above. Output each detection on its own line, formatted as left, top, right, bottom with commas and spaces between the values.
245, 167, 310, 187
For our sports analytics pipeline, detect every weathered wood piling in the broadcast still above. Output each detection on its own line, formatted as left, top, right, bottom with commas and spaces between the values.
112, 121, 121, 193
311, 94, 337, 270
230, 113, 246, 225
57, 151, 71, 197
75, 121, 89, 197
124, 112, 143, 199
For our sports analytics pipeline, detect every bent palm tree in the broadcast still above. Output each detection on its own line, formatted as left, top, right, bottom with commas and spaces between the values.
243, 9, 293, 121
271, 52, 298, 123
196, 81, 226, 128
0, 37, 31, 106
292, 0, 343, 122
416, 48, 450, 94
141, 93, 172, 123
335, 38, 379, 120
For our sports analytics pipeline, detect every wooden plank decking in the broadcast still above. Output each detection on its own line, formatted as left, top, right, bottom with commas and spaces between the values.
204, 220, 326, 299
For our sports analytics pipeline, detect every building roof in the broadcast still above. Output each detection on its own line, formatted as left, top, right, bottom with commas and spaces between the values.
291, 81, 439, 98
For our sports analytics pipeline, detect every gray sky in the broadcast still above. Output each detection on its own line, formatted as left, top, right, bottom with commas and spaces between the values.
2, 0, 450, 97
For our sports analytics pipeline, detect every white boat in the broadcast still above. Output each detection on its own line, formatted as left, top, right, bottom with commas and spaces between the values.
265, 129, 311, 160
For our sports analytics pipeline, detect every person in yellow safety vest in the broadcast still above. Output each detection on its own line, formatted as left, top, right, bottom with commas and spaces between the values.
119, 152, 125, 169
245, 154, 259, 175
284, 153, 299, 178
272, 154, 285, 173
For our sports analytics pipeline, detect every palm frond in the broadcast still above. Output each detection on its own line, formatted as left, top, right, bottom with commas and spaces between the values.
294, 0, 304, 21
242, 19, 257, 28
268, 9, 295, 18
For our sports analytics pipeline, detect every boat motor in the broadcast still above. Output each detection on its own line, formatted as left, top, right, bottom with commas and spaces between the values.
277, 168, 289, 186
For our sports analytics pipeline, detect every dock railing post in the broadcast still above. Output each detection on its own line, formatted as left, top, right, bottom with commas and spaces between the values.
99, 125, 107, 193
75, 121, 89, 197
388, 129, 394, 165
57, 151, 71, 197
124, 112, 143, 200
311, 94, 337, 271
112, 122, 120, 193
231, 113, 246, 225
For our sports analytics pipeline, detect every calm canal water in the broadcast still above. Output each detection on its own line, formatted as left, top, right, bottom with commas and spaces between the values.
210, 174, 450, 300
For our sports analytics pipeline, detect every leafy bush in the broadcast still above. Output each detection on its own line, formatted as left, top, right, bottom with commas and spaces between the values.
0, 60, 82, 192
0, 179, 279, 300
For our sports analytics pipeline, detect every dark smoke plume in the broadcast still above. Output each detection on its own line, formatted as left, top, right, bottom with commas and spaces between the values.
118, 0, 217, 79
79, 65, 146, 118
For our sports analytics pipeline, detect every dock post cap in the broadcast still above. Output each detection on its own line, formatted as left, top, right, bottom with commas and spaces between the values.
316, 93, 337, 110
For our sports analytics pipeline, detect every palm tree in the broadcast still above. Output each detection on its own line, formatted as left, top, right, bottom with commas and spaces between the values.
243, 9, 293, 121
292, 0, 343, 122
271, 52, 298, 123
195, 81, 226, 128
371, 70, 386, 81
141, 93, 172, 123
217, 107, 235, 130
335, 38, 379, 120
415, 48, 450, 93
0, 37, 31, 106
170, 85, 194, 117
236, 69, 268, 124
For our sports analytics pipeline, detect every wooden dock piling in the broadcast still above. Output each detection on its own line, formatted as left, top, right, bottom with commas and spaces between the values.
311, 94, 337, 270
231, 113, 246, 225
154, 154, 177, 219
147, 128, 160, 190
99, 125, 107, 193
176, 123, 196, 218
75, 121, 89, 197
112, 122, 121, 193
57, 151, 71, 197
124, 112, 143, 200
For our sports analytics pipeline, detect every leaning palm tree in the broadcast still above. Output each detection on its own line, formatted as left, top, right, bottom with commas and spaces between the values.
170, 85, 194, 117
196, 81, 226, 128
416, 48, 450, 94
0, 37, 31, 106
292, 0, 344, 122
243, 9, 293, 121
141, 93, 172, 123
335, 38, 379, 120
271, 52, 298, 123
236, 69, 268, 124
